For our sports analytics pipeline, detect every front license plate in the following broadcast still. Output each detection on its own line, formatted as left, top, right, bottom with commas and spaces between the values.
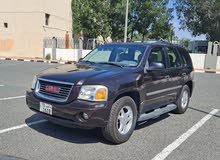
40, 102, 52, 115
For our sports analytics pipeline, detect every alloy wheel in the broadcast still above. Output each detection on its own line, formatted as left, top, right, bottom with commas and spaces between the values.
117, 106, 133, 135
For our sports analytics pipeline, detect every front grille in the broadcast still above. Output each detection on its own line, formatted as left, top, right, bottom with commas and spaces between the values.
35, 78, 74, 102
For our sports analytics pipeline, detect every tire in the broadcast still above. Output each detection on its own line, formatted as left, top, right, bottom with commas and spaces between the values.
102, 96, 137, 144
173, 85, 190, 114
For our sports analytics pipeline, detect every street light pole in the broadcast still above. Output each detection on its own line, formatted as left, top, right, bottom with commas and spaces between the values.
124, 0, 129, 42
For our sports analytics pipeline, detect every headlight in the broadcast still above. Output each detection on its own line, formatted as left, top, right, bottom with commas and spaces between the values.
78, 85, 108, 101
31, 75, 37, 89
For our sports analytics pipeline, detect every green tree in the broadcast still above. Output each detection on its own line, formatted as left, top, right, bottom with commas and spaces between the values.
149, 9, 173, 41
72, 0, 111, 39
179, 38, 191, 49
109, 0, 173, 41
72, 0, 173, 42
130, 0, 173, 41
175, 0, 220, 41
109, 0, 133, 40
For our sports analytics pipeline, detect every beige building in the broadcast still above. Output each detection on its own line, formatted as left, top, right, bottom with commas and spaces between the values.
0, 0, 72, 58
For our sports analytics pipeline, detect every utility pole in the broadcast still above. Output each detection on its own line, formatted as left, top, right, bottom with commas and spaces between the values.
124, 0, 129, 42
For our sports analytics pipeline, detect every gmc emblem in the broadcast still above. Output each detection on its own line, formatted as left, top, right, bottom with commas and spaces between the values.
45, 85, 61, 93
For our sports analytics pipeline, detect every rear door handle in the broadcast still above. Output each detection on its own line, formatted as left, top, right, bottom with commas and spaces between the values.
165, 75, 170, 79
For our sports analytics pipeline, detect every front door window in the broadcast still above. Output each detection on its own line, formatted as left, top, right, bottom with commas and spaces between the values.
148, 47, 166, 68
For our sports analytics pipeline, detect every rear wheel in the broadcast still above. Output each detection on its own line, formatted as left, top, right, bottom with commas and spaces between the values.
102, 96, 137, 144
173, 85, 190, 114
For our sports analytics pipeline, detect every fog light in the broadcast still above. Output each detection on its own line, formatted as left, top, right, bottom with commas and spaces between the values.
83, 113, 89, 120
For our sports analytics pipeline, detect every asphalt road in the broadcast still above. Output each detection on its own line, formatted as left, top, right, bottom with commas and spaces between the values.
0, 60, 219, 160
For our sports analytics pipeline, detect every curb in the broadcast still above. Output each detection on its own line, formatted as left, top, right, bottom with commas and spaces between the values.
191, 68, 220, 74
0, 57, 76, 65
195, 70, 220, 74
194, 70, 205, 73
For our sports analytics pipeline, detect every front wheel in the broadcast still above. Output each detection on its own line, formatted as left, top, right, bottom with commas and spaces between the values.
102, 96, 137, 144
173, 85, 190, 114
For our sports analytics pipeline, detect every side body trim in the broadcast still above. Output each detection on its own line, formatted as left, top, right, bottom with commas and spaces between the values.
146, 85, 182, 96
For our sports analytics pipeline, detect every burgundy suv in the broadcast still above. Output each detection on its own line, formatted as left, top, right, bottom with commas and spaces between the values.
26, 42, 194, 144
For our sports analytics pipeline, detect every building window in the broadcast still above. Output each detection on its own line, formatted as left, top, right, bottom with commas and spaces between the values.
45, 13, 50, 26
4, 23, 8, 28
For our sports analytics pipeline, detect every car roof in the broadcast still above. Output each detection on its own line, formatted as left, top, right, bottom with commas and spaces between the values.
105, 41, 177, 48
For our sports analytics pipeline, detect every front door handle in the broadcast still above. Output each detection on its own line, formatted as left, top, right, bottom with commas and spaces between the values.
182, 73, 187, 77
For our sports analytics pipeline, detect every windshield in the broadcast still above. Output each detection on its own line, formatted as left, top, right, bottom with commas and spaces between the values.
82, 44, 147, 67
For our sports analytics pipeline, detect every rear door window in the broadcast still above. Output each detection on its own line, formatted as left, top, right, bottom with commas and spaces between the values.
177, 47, 193, 67
166, 47, 182, 68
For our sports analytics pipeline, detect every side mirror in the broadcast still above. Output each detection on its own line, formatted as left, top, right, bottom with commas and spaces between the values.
146, 62, 165, 71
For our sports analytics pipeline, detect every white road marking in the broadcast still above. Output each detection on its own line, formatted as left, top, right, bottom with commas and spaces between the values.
152, 109, 219, 160
0, 120, 47, 134
0, 84, 4, 87
0, 95, 26, 101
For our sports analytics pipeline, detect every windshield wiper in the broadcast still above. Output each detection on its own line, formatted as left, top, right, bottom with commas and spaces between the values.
81, 60, 96, 65
98, 62, 124, 68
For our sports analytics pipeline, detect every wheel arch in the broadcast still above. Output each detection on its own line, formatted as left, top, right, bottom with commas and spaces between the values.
185, 81, 193, 97
113, 90, 141, 113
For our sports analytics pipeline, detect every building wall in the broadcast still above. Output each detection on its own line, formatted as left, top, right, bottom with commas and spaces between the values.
0, 0, 72, 58
42, 0, 72, 38
216, 57, 220, 70
190, 53, 206, 69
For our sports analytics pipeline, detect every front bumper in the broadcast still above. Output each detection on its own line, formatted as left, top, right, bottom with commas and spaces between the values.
26, 90, 112, 129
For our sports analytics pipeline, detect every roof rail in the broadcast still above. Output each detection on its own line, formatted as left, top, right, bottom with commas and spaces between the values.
130, 40, 174, 45
156, 40, 173, 45
144, 40, 173, 45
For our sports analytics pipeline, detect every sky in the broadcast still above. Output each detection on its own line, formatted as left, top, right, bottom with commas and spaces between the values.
168, 0, 206, 40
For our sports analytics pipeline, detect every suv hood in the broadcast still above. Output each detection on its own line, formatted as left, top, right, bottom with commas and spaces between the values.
38, 64, 124, 85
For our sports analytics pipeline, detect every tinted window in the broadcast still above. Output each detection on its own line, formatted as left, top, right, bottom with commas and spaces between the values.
148, 47, 166, 67
166, 47, 181, 68
177, 47, 193, 67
